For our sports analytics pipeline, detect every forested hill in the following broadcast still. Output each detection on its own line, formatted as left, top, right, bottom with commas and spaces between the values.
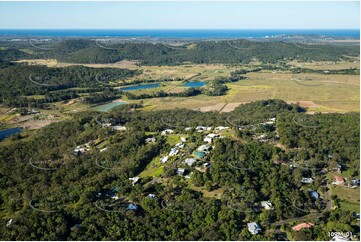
0, 63, 140, 105
1, 39, 359, 65
0, 100, 359, 240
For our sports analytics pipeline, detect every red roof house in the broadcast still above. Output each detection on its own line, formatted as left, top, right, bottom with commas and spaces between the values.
292, 222, 314, 231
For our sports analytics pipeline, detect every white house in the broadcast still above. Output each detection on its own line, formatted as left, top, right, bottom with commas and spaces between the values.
145, 137, 156, 143
169, 148, 179, 156
160, 156, 169, 163
161, 129, 174, 135
111, 125, 126, 131
197, 144, 210, 152
215, 126, 229, 131
261, 201, 274, 210
147, 194, 156, 199
184, 158, 197, 166
247, 222, 261, 235
129, 176, 140, 186
176, 168, 185, 176
180, 137, 187, 142
175, 142, 185, 149
6, 219, 13, 228
204, 137, 213, 143
301, 177, 314, 184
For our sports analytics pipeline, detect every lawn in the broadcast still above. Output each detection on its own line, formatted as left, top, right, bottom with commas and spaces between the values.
339, 201, 360, 213
138, 156, 164, 178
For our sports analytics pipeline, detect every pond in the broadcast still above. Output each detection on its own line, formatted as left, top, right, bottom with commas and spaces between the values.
91, 101, 126, 112
182, 81, 207, 87
0, 127, 23, 141
120, 83, 160, 91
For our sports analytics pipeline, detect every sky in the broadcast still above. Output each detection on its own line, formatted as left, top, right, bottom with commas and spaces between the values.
0, 1, 359, 29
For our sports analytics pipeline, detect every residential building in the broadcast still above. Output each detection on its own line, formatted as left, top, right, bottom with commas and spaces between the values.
145, 137, 156, 143
184, 158, 197, 166
247, 222, 261, 235
129, 176, 140, 186
301, 177, 314, 184
160, 156, 169, 163
334, 176, 345, 185
261, 201, 274, 210
292, 222, 314, 231
176, 168, 185, 176
309, 190, 319, 199
161, 129, 174, 135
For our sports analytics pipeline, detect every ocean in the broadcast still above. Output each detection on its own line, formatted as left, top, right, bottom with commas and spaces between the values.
0, 29, 359, 38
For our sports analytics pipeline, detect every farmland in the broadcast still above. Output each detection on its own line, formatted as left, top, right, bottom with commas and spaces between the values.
13, 58, 360, 114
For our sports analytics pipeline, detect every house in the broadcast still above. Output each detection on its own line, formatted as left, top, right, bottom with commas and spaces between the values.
145, 137, 156, 143
126, 203, 138, 211
175, 142, 185, 149
204, 137, 213, 143
101, 123, 112, 127
104, 187, 120, 199
111, 125, 126, 131
265, 118, 276, 124
351, 178, 360, 186
197, 144, 210, 152
247, 222, 261, 235
161, 129, 174, 135
301, 177, 314, 184
6, 219, 13, 228
160, 156, 169, 163
73, 144, 91, 156
176, 168, 185, 176
100, 147, 108, 152
184, 158, 197, 166
180, 137, 187, 142
292, 222, 314, 231
261, 201, 274, 210
334, 176, 345, 185
309, 190, 319, 199
169, 148, 179, 156
129, 176, 140, 186
215, 126, 229, 131
333, 162, 342, 173
184, 127, 192, 131
196, 126, 212, 132
203, 162, 211, 168
147, 194, 156, 199
194, 151, 206, 159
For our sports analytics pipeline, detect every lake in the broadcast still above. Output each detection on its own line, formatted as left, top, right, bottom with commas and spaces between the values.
0, 127, 23, 141
91, 101, 126, 112
183, 82, 206, 87
120, 83, 160, 91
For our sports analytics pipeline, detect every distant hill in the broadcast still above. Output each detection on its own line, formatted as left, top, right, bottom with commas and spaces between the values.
0, 39, 359, 65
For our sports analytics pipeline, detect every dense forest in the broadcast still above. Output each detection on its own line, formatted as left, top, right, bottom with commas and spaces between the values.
0, 39, 359, 65
0, 100, 359, 240
0, 62, 140, 107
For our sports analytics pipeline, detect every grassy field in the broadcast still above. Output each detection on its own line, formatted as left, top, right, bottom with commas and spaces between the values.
12, 58, 361, 113
138, 156, 164, 178
339, 201, 360, 213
